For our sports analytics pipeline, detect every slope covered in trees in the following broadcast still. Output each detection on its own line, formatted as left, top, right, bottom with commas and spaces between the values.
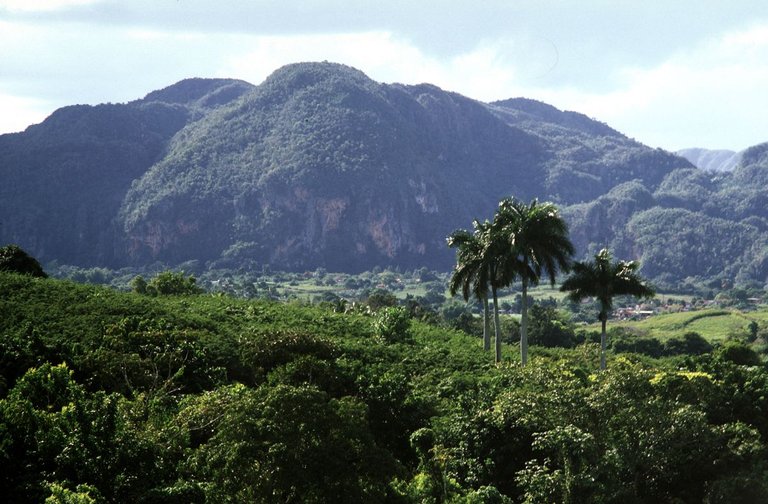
564, 143, 768, 289
0, 78, 253, 266
1, 62, 767, 287
2, 271, 768, 503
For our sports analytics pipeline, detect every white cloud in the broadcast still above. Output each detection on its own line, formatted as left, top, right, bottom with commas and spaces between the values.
0, 92, 50, 133
220, 32, 537, 101
531, 23, 768, 150
222, 32, 439, 87
0, 0, 101, 12
1, 10, 767, 151
220, 26, 768, 150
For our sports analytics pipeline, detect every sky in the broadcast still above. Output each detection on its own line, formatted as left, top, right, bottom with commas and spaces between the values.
1, 0, 767, 151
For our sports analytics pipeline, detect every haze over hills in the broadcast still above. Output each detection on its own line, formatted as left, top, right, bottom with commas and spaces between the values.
1, 62, 767, 288
676, 148, 740, 172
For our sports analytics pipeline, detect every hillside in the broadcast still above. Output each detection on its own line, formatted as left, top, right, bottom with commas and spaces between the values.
3, 271, 768, 502
0, 78, 254, 266
1, 62, 767, 287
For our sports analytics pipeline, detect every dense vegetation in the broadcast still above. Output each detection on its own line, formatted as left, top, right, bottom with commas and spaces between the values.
3, 61, 767, 287
3, 270, 768, 503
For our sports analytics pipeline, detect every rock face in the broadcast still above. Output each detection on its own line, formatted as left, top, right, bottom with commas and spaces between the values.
12, 61, 768, 284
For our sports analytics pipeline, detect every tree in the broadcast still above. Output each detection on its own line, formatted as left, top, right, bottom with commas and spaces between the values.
493, 198, 574, 366
144, 270, 203, 296
527, 304, 576, 348
184, 384, 395, 503
130, 275, 148, 294
448, 220, 516, 362
365, 288, 398, 311
478, 219, 520, 364
560, 248, 655, 370
448, 226, 493, 354
0, 244, 47, 277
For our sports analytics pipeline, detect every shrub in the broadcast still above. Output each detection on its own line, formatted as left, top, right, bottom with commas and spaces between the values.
665, 332, 713, 356
0, 244, 47, 277
138, 271, 203, 296
716, 341, 762, 366
373, 306, 412, 343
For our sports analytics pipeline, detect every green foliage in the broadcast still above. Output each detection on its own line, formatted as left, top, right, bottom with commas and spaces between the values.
130, 275, 148, 294
527, 305, 576, 348
627, 207, 761, 285
0, 363, 163, 503
182, 383, 396, 503
4, 272, 768, 503
45, 483, 99, 504
142, 270, 203, 296
665, 331, 713, 356
373, 306, 412, 343
0, 244, 47, 277
366, 288, 399, 310
716, 341, 762, 366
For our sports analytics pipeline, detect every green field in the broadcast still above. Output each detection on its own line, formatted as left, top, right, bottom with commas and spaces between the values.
596, 307, 766, 341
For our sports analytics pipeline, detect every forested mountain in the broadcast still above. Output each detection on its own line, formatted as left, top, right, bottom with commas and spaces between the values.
0, 78, 253, 266
564, 142, 768, 288
1, 62, 767, 287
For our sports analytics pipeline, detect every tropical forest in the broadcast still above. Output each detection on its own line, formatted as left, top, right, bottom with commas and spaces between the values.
3, 63, 768, 503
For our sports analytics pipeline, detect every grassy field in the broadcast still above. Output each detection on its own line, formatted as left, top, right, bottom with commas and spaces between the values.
595, 307, 767, 341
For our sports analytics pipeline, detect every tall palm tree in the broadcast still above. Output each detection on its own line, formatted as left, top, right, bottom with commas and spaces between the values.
447, 220, 514, 363
447, 225, 492, 353
494, 198, 574, 366
477, 219, 519, 363
560, 248, 655, 370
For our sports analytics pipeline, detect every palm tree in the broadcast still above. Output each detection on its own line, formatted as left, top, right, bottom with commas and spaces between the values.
494, 198, 574, 366
560, 248, 655, 370
477, 219, 519, 363
447, 220, 514, 363
447, 225, 492, 353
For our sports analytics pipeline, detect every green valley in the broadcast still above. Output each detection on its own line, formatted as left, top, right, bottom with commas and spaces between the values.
3, 266, 768, 502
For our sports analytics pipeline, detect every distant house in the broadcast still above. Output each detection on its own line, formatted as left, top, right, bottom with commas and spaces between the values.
614, 306, 655, 320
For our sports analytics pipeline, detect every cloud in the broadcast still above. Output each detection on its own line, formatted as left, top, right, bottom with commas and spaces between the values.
0, 0, 101, 12
1, 8, 766, 151
531, 23, 768, 150
0, 92, 50, 134
220, 32, 558, 101
220, 25, 768, 150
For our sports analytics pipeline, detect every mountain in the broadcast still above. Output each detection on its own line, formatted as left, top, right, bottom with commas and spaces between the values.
565, 142, 768, 288
1, 62, 766, 287
0, 78, 253, 266
676, 147, 740, 172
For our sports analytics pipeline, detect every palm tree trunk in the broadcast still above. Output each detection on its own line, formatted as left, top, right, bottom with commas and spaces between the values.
482, 295, 491, 351
600, 318, 607, 371
521, 279, 529, 366
492, 286, 501, 363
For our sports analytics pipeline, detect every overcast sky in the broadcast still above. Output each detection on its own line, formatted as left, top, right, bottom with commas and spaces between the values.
1, 0, 767, 151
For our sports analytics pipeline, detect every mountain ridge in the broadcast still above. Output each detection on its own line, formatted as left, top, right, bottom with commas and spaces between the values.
1, 61, 766, 287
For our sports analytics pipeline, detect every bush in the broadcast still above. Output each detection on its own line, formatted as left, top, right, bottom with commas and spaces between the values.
136, 271, 203, 296
0, 244, 47, 277
716, 341, 762, 366
665, 332, 713, 356
612, 336, 665, 358
527, 305, 576, 348
373, 306, 412, 343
